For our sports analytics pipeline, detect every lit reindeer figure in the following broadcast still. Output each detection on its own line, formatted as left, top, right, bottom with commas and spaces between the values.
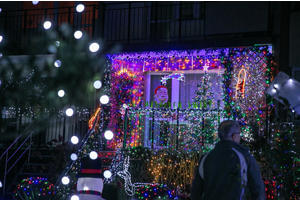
117, 156, 149, 196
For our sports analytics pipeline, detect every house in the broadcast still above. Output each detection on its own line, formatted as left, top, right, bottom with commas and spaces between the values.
0, 1, 300, 198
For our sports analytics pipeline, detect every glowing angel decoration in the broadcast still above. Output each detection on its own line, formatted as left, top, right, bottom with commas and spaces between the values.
235, 68, 247, 98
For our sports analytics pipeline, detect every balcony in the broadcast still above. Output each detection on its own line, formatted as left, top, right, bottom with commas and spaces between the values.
0, 2, 209, 54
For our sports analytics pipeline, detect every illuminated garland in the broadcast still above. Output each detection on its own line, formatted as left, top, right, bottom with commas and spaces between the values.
161, 73, 185, 86
13, 177, 55, 199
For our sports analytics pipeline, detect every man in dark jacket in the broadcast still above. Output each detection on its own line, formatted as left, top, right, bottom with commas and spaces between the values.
190, 120, 265, 200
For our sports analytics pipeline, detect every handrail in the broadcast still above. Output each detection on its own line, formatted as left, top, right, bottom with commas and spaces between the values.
0, 117, 37, 160
1, 118, 37, 198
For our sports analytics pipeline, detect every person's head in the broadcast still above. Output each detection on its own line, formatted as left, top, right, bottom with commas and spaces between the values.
218, 120, 241, 143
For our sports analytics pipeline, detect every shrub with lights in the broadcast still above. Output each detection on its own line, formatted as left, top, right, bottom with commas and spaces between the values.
13, 177, 55, 200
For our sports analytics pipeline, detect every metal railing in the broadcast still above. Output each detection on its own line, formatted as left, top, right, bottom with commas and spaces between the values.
103, 1, 205, 43
0, 119, 35, 198
0, 2, 206, 48
0, 5, 98, 46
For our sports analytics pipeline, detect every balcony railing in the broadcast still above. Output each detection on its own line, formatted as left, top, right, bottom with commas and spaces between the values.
0, 2, 206, 49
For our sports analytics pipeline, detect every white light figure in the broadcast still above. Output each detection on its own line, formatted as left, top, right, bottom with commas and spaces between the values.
89, 151, 98, 160
58, 90, 65, 97
32, 1, 39, 5
89, 43, 100, 52
43, 21, 51, 29
74, 30, 82, 39
93, 80, 102, 89
71, 136, 79, 144
70, 153, 78, 161
0, 35, 2, 42
66, 108, 74, 117
104, 130, 113, 140
0, 181, 2, 188
54, 60, 61, 68
62, 176, 70, 185
76, 4, 85, 12
104, 170, 112, 179
70, 195, 79, 200
100, 95, 109, 104
117, 156, 150, 196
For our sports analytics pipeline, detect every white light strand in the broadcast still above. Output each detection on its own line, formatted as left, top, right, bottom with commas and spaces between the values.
117, 156, 152, 196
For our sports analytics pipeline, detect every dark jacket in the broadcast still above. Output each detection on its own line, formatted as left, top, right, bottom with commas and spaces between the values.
190, 140, 266, 200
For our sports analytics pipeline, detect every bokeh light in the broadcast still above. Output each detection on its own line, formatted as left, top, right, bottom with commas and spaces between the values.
100, 95, 109, 104
32, 1, 39, 5
71, 136, 79, 144
0, 35, 2, 42
89, 151, 98, 160
76, 4, 85, 12
74, 30, 82, 39
89, 42, 100, 52
104, 170, 112, 178
54, 60, 61, 68
71, 195, 79, 200
43, 21, 52, 29
66, 108, 74, 117
70, 153, 78, 161
104, 130, 114, 140
93, 80, 102, 89
61, 176, 70, 185
58, 90, 65, 97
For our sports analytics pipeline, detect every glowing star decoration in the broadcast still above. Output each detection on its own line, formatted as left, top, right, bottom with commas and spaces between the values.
235, 68, 247, 99
154, 85, 168, 105
117, 156, 150, 196
203, 63, 209, 72
161, 73, 185, 86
